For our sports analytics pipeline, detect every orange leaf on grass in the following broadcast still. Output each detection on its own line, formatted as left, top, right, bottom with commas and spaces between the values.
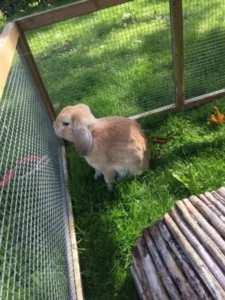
209, 106, 225, 125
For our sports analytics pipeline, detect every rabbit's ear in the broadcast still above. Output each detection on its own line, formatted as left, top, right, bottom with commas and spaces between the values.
72, 125, 92, 157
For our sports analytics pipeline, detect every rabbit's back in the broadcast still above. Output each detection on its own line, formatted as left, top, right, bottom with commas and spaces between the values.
87, 117, 150, 174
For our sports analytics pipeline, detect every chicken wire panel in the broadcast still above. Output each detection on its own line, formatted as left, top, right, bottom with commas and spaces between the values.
0, 48, 76, 299
25, 0, 174, 117
183, 0, 225, 99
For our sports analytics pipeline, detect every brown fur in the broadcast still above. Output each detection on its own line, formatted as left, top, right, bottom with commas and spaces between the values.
54, 104, 150, 191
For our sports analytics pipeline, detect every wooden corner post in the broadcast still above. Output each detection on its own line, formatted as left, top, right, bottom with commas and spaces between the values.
169, 0, 185, 109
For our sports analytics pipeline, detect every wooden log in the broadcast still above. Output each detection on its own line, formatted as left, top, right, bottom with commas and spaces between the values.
164, 213, 225, 299
148, 225, 198, 300
184, 199, 225, 255
204, 192, 225, 216
211, 191, 225, 207
170, 207, 225, 291
198, 194, 225, 223
143, 228, 182, 300
189, 196, 225, 239
217, 187, 225, 200
176, 201, 225, 273
132, 246, 153, 300
157, 220, 212, 299
130, 266, 149, 300
136, 237, 169, 300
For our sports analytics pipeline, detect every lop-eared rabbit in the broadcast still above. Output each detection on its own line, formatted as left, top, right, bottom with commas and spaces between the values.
54, 104, 150, 191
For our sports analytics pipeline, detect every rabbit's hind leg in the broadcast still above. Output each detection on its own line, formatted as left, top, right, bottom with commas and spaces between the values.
101, 168, 116, 192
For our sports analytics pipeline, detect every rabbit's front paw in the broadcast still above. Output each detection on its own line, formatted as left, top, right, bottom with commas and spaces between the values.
94, 169, 102, 180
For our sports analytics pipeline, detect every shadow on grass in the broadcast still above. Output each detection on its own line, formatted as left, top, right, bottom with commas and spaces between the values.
30, 25, 174, 116
26, 3, 225, 116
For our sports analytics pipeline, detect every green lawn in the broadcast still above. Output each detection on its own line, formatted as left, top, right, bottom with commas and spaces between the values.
2, 0, 225, 299
67, 99, 225, 299
26, 0, 175, 117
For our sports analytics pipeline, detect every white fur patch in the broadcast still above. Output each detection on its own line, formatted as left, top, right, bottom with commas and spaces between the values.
114, 166, 129, 178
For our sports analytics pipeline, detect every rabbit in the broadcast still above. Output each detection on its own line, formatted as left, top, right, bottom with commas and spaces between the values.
53, 104, 150, 191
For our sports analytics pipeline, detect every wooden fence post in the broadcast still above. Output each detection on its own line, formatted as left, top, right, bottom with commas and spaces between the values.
169, 0, 185, 109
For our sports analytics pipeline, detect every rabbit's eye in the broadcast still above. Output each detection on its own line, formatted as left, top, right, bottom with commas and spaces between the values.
62, 122, 69, 126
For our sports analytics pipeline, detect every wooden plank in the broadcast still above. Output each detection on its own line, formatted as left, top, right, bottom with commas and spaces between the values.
17, 0, 130, 31
184, 199, 225, 256
189, 196, 225, 238
176, 201, 225, 273
148, 225, 197, 299
204, 192, 225, 216
0, 22, 19, 101
217, 187, 225, 200
136, 237, 169, 300
185, 89, 225, 108
131, 89, 225, 120
143, 228, 182, 300
130, 104, 177, 120
170, 207, 225, 291
169, 0, 185, 108
198, 194, 225, 223
132, 246, 153, 300
16, 23, 56, 123
130, 266, 149, 300
61, 146, 83, 300
164, 213, 225, 299
211, 191, 225, 207
157, 220, 212, 299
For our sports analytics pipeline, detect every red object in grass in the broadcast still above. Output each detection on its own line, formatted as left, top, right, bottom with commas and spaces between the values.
0, 155, 44, 188
150, 136, 170, 144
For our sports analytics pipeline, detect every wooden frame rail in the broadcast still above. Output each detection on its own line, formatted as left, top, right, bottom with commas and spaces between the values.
0, 22, 19, 100
131, 89, 225, 119
17, 0, 130, 31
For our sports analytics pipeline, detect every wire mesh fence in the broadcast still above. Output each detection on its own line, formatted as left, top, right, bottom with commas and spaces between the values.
25, 0, 174, 117
183, 0, 225, 99
0, 47, 77, 299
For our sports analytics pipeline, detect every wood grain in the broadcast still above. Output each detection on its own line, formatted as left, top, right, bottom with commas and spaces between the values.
0, 22, 19, 100
164, 213, 225, 299
132, 188, 225, 299
184, 199, 225, 255
157, 220, 212, 299
189, 195, 225, 238
143, 228, 181, 300
170, 207, 225, 290
136, 237, 169, 300
169, 0, 184, 108
132, 246, 153, 300
17, 0, 130, 31
176, 200, 225, 272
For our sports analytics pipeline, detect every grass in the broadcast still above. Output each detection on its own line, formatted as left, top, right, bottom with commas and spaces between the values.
2, 0, 225, 299
67, 98, 225, 299
26, 0, 174, 116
